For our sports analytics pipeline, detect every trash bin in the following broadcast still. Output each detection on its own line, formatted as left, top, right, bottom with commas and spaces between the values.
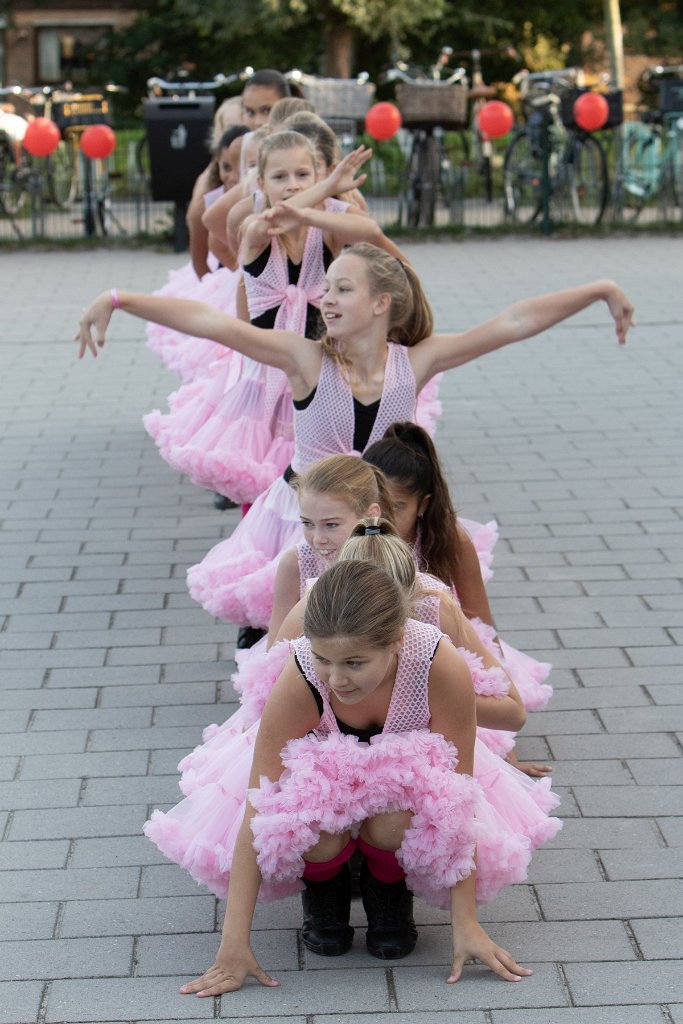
143, 96, 215, 203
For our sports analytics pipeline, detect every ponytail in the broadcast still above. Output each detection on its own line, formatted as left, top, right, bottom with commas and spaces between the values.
363, 422, 462, 587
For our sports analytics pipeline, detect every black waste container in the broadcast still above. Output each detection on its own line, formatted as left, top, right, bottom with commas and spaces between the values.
143, 96, 215, 203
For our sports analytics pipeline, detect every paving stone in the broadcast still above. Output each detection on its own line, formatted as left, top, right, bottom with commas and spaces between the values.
545, 817, 663, 849
31, 706, 153, 731
0, 900, 59, 939
100, 682, 216, 707
629, 917, 682, 959
546, 733, 680, 760
526, 847, 602, 883
0, 981, 44, 1024
599, 848, 683, 880
60, 894, 216, 937
0, 731, 88, 756
547, 759, 632, 787
392, 963, 566, 1011
89, 726, 207, 751
490, 1009, 668, 1024
19, 750, 150, 781
626, 758, 683, 785
574, 784, 682, 817
82, 775, 182, 806
45, 977, 215, 1022
535, 879, 683, 920
0, 687, 97, 710
70, 836, 166, 869
599, 706, 683, 733
0, 778, 82, 811
47, 664, 161, 688
136, 929, 298, 976
564, 960, 682, 1005
9, 804, 147, 841
0, 936, 134, 980
0, 840, 68, 871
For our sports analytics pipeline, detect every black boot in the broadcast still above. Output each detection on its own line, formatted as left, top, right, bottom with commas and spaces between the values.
301, 863, 354, 956
360, 859, 418, 959
213, 492, 238, 511
236, 626, 267, 649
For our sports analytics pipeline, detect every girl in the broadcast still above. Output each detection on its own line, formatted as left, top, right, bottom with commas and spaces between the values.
147, 561, 547, 995
160, 132, 391, 509
363, 421, 554, 771
267, 454, 395, 644
77, 244, 633, 632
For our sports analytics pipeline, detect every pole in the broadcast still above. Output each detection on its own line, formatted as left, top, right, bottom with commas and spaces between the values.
603, 0, 625, 88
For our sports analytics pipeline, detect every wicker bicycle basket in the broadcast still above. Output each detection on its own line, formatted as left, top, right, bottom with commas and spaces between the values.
299, 78, 375, 123
395, 82, 468, 130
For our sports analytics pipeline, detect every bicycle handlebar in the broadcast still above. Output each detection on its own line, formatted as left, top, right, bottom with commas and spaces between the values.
146, 69, 253, 95
384, 64, 467, 87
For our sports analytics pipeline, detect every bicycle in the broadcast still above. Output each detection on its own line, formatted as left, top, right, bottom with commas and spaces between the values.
285, 70, 375, 157
503, 68, 614, 226
612, 64, 683, 222
385, 49, 469, 228
0, 92, 34, 219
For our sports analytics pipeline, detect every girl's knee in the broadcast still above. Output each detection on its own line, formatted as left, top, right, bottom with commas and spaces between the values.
303, 830, 351, 863
359, 811, 413, 851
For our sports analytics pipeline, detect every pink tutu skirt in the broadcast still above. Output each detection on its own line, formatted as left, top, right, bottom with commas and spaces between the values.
415, 372, 443, 437
144, 725, 560, 908
145, 262, 238, 384
167, 360, 294, 504
471, 619, 553, 712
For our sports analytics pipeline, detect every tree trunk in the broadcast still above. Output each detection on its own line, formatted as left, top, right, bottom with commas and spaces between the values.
323, 18, 354, 78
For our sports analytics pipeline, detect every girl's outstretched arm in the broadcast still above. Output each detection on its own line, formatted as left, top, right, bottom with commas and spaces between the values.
263, 202, 409, 262
410, 280, 634, 386
428, 641, 531, 983
181, 658, 320, 997
76, 290, 317, 383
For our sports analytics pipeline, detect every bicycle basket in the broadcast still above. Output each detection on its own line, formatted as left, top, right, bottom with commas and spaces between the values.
52, 93, 113, 130
560, 87, 623, 130
659, 77, 683, 114
395, 82, 468, 130
298, 78, 375, 124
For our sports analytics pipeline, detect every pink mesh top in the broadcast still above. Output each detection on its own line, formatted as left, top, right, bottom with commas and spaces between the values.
242, 197, 348, 337
292, 618, 443, 736
291, 342, 418, 474
413, 571, 449, 627
296, 540, 327, 599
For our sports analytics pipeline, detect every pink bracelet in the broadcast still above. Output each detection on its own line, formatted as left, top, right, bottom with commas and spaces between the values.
110, 288, 121, 310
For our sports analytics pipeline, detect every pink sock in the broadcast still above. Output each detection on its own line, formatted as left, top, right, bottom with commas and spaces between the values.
358, 838, 405, 883
303, 838, 356, 882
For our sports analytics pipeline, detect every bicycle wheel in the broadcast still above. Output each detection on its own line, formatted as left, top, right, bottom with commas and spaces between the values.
613, 122, 660, 223
417, 133, 440, 227
0, 135, 28, 215
46, 140, 77, 206
503, 131, 543, 223
135, 136, 152, 195
436, 133, 465, 225
567, 135, 608, 225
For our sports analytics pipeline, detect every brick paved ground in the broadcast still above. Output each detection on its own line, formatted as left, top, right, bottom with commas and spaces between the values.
0, 236, 681, 1024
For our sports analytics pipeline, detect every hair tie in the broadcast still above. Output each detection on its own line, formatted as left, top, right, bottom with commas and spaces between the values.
365, 525, 381, 535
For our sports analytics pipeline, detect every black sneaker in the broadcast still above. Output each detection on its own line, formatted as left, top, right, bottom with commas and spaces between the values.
213, 492, 239, 511
360, 859, 417, 959
236, 626, 266, 649
301, 863, 354, 956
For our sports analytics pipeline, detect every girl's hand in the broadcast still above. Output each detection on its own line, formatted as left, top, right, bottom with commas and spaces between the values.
179, 944, 279, 996
325, 144, 372, 196
604, 282, 634, 345
262, 202, 311, 236
448, 921, 532, 984
75, 291, 114, 359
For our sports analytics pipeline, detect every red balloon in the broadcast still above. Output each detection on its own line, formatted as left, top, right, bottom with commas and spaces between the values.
477, 100, 514, 139
23, 117, 60, 157
573, 92, 609, 132
80, 124, 116, 160
365, 102, 402, 141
